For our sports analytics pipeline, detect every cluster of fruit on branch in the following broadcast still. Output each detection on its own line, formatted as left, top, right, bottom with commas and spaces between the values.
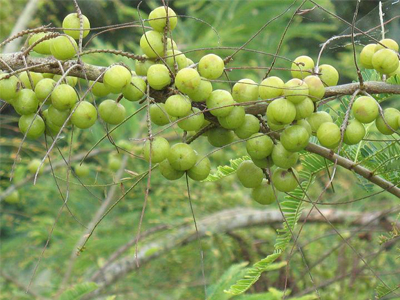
0, 5, 399, 205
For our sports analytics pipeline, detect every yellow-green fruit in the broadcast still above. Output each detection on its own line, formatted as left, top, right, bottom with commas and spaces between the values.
374, 38, 399, 52
167, 143, 197, 171
147, 64, 171, 90
90, 81, 111, 97
272, 168, 299, 192
246, 133, 274, 159
232, 78, 259, 103
251, 179, 276, 205
259, 76, 284, 100
143, 137, 170, 163
291, 55, 315, 79
360, 44, 376, 69
74, 163, 90, 177
266, 98, 296, 125
317, 122, 341, 149
303, 75, 325, 101
206, 89, 235, 117
159, 159, 184, 180
28, 33, 52, 55
103, 65, 132, 94
372, 49, 399, 74
343, 119, 365, 145
306, 111, 333, 134
140, 31, 164, 59
53, 75, 78, 87
218, 106, 245, 130
19, 71, 43, 90
294, 97, 314, 120
50, 36, 78, 60
4, 190, 19, 204
187, 156, 211, 181
375, 108, 400, 135
27, 159, 44, 174
198, 54, 224, 80
236, 160, 263, 188
207, 127, 234, 147
0, 73, 19, 102
165, 50, 188, 71
62, 13, 91, 39
187, 78, 213, 102
280, 125, 310, 152
178, 108, 204, 131
283, 78, 309, 104
318, 64, 339, 86
352, 96, 379, 124
35, 78, 56, 102
149, 6, 178, 32
234, 114, 260, 139
389, 64, 400, 77
135, 55, 155, 76
108, 156, 122, 171
271, 142, 298, 169
123, 76, 146, 101
175, 68, 201, 94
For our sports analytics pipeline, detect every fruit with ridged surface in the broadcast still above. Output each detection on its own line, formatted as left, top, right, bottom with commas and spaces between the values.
372, 49, 399, 74
175, 68, 201, 94
259, 76, 284, 100
159, 159, 184, 180
303, 75, 325, 101
143, 137, 170, 163
251, 179, 276, 205
71, 101, 97, 129
147, 64, 171, 90
246, 133, 274, 159
280, 125, 310, 152
272, 168, 298, 192
178, 108, 204, 131
343, 119, 365, 145
18, 114, 45, 139
140, 30, 164, 58
0, 73, 19, 102
19, 71, 43, 90
291, 55, 315, 79
98, 100, 126, 125
352, 96, 379, 124
271, 142, 298, 169
234, 114, 260, 139
206, 89, 235, 117
149, 6, 177, 32
306, 111, 333, 134
283, 78, 309, 104
35, 78, 56, 102
50, 36, 78, 60
28, 33, 52, 54
165, 95, 191, 118
360, 44, 376, 69
236, 160, 263, 188
318, 64, 339, 86
317, 122, 341, 149
167, 143, 197, 171
207, 127, 234, 147
232, 78, 259, 103
14, 89, 39, 115
375, 108, 400, 135
62, 13, 91, 39
198, 54, 224, 80
266, 98, 296, 125
188, 155, 211, 181
103, 65, 131, 93
51, 84, 77, 111
218, 106, 245, 130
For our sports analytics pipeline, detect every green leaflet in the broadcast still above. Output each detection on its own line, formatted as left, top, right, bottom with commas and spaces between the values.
59, 282, 98, 300
375, 283, 398, 299
202, 156, 250, 182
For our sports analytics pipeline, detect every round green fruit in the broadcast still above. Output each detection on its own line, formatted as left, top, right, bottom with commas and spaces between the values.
147, 64, 171, 90
178, 107, 204, 131
206, 89, 235, 117
159, 159, 184, 180
135, 55, 155, 76
48, 105, 70, 127
375, 108, 400, 135
27, 159, 44, 174
35, 78, 56, 102
28, 32, 52, 54
14, 89, 39, 115
280, 125, 310, 152
236, 160, 263, 188
303, 75, 325, 101
291, 55, 315, 79
294, 97, 314, 120
251, 179, 275, 205
272, 168, 298, 192
198, 54, 224, 80
232, 78, 259, 103
103, 65, 131, 94
343, 119, 365, 145
207, 127, 234, 147
18, 113, 45, 139
318, 64, 339, 86
149, 6, 177, 32
266, 98, 296, 125
62, 13, 91, 39
167, 143, 197, 171
352, 96, 379, 124
122, 76, 146, 101
4, 190, 19, 204
150, 103, 173, 126
317, 122, 341, 149
108, 156, 122, 171
375, 38, 399, 52
360, 44, 376, 69
165, 50, 188, 71
234, 114, 260, 139
271, 142, 299, 169
0, 73, 19, 102
71, 101, 97, 129
143, 137, 170, 163
259, 76, 284, 100
188, 156, 211, 181
90, 81, 111, 97
186, 78, 213, 102
98, 100, 126, 125
140, 30, 164, 58
50, 36, 78, 60
53, 75, 78, 87
19, 71, 43, 90
306, 111, 333, 134
165, 95, 191, 118
251, 156, 274, 169
297, 119, 312, 135
218, 106, 245, 130
74, 163, 90, 177
372, 49, 399, 74
51, 84, 77, 111
175, 68, 201, 94
246, 133, 274, 159
283, 78, 309, 104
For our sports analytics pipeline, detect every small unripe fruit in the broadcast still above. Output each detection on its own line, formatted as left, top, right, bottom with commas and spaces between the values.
236, 160, 263, 188
291, 55, 315, 79
280, 125, 310, 152
178, 108, 204, 131
48, 105, 70, 127
143, 137, 170, 163
108, 156, 122, 171
28, 33, 52, 54
0, 73, 19, 102
271, 142, 298, 169
218, 106, 245, 130
159, 159, 184, 180
352, 96, 379, 123
206, 89, 235, 117
50, 36, 78, 60
372, 49, 399, 74
343, 119, 365, 145
103, 65, 131, 94
98, 100, 126, 125
294, 97, 314, 120
71, 101, 97, 129
18, 114, 45, 139
175, 68, 201, 94
4, 190, 19, 204
317, 122, 341, 149
297, 119, 312, 135
207, 127, 234, 147
283, 78, 309, 104
234, 114, 260, 139
232, 78, 259, 103
198, 54, 224, 80
140, 31, 164, 58
188, 156, 211, 181
307, 111, 333, 134
149, 6, 178, 32
251, 156, 274, 169
165, 95, 192, 118
19, 71, 43, 90
318, 64, 339, 86
303, 75, 325, 101
187, 78, 213, 102
375, 108, 400, 135
266, 98, 296, 125
35, 78, 56, 102
165, 50, 188, 71
28, 159, 44, 174
90, 81, 111, 97
360, 44, 376, 69
168, 143, 197, 171
51, 84, 78, 111
251, 179, 276, 205
74, 163, 90, 177
135, 55, 155, 76
259, 76, 284, 100
14, 89, 39, 115
150, 103, 173, 126
53, 75, 77, 87
375, 38, 399, 52
246, 133, 274, 159
62, 13, 91, 39
272, 168, 298, 192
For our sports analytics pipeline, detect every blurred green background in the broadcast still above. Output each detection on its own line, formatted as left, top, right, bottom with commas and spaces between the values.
0, 0, 399, 299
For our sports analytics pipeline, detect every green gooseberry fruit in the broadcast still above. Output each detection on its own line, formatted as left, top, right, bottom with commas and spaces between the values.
294, 97, 314, 120
108, 156, 122, 171
51, 84, 78, 111
143, 137, 170, 163
149, 6, 178, 32
343, 119, 365, 145
27, 158, 44, 174
360, 44, 376, 69
266, 97, 296, 125
317, 122, 341, 149
251, 179, 276, 205
150, 103, 173, 126
175, 68, 201, 94
0, 73, 19, 102
165, 50, 188, 71
35, 78, 56, 102
259, 76, 284, 100
18, 113, 45, 139
303, 75, 325, 101
147, 64, 171, 90
74, 163, 90, 177
352, 96, 379, 123
14, 89, 39, 115
372, 49, 399, 74
122, 76, 146, 101
271, 142, 298, 169
297, 119, 312, 136
135, 55, 155, 76
188, 155, 211, 181
53, 75, 78, 87
283, 78, 309, 104
234, 114, 260, 139
48, 105, 70, 127
50, 36, 78, 60
206, 89, 235, 117
251, 156, 274, 169
236, 160, 263, 188
159, 159, 184, 180
375, 108, 400, 135
186, 57, 195, 66
306, 111, 333, 134
207, 127, 234, 147
166, 38, 178, 51
246, 133, 274, 159
165, 95, 191, 118
186, 78, 213, 102
291, 55, 315, 79
140, 30, 164, 58
167, 143, 197, 171
19, 71, 43, 90
62, 13, 91, 39
42, 73, 54, 78
178, 108, 204, 131
218, 106, 245, 130
98, 100, 126, 125
4, 190, 19, 204
272, 168, 299, 192
89, 81, 111, 97
318, 64, 339, 86
280, 125, 310, 152
103, 65, 131, 94
28, 32, 52, 54
375, 38, 399, 52
232, 78, 259, 103
198, 54, 224, 80
267, 118, 287, 132
44, 116, 62, 136
71, 101, 97, 129
389, 64, 400, 77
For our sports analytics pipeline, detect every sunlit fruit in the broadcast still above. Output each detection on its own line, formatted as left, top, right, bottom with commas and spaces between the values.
218, 106, 245, 129
135, 55, 155, 76
232, 78, 259, 103
48, 105, 70, 127
175, 68, 201, 94
375, 38, 399, 52
165, 50, 188, 71
53, 75, 78, 87
251, 179, 276, 205
352, 96, 379, 123
147, 64, 171, 90
272, 168, 298, 192
150, 103, 172, 126
375, 108, 400, 135
236, 160, 263, 188
74, 163, 90, 177
317, 122, 341, 149
28, 32, 52, 54
259, 76, 284, 100
27, 159, 44, 174
246, 133, 274, 159
167, 143, 197, 171
178, 108, 204, 131
291, 55, 315, 79
149, 6, 178, 32
98, 100, 126, 125
307, 111, 333, 134
14, 89, 39, 115
360, 44, 376, 69
62, 13, 91, 39
303, 75, 325, 101
18, 113, 45, 139
19, 71, 43, 90
280, 125, 310, 152
198, 54, 224, 80
159, 159, 184, 180
206, 89, 235, 117
187, 78, 213, 102
207, 127, 234, 147
0, 73, 19, 102
50, 35, 78, 60
143, 137, 170, 163
140, 30, 164, 58
294, 97, 314, 120
343, 119, 365, 145
318, 64, 339, 86
165, 95, 192, 118
283, 78, 309, 104
90, 81, 111, 97
372, 49, 399, 74
271, 142, 298, 169
234, 114, 260, 139
71, 101, 97, 129
51, 84, 77, 110
103, 65, 131, 93
297, 119, 312, 135
266, 97, 296, 125
35, 78, 56, 102
188, 155, 211, 181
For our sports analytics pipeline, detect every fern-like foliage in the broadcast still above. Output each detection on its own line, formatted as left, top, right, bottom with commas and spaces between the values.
203, 156, 250, 182
58, 282, 98, 300
374, 283, 399, 299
